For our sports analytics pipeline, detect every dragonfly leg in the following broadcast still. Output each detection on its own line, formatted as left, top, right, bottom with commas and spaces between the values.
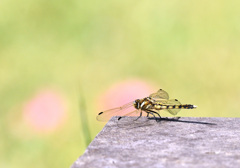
148, 112, 157, 121
147, 113, 149, 117
134, 111, 142, 121
147, 110, 161, 122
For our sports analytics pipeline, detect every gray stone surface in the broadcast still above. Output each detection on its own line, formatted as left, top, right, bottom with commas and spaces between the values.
71, 117, 240, 168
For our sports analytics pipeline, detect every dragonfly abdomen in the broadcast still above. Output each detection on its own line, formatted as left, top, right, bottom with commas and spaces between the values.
154, 104, 196, 110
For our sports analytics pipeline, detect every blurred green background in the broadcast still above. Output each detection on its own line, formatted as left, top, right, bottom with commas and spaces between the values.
1, 0, 240, 167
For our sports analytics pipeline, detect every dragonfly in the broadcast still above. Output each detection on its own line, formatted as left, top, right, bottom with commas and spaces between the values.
97, 89, 197, 122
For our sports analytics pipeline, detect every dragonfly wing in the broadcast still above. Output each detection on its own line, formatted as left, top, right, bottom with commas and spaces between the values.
149, 89, 169, 100
96, 101, 135, 121
164, 99, 182, 115
117, 109, 140, 119
117, 109, 151, 128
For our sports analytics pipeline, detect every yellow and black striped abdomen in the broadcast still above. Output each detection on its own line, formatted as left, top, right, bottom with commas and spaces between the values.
154, 104, 196, 110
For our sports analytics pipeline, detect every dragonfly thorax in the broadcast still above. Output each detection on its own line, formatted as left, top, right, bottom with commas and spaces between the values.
134, 98, 153, 110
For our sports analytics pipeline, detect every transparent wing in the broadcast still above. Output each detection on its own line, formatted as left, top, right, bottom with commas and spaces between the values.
117, 110, 151, 128
96, 101, 136, 121
117, 109, 140, 120
164, 99, 182, 115
149, 89, 169, 101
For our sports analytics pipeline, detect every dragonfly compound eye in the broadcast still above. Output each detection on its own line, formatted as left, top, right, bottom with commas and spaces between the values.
134, 99, 141, 109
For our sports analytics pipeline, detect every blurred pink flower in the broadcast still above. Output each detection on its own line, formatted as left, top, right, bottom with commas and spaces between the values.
23, 89, 66, 133
98, 79, 156, 112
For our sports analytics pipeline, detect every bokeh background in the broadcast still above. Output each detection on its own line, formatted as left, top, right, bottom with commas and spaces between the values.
1, 0, 240, 167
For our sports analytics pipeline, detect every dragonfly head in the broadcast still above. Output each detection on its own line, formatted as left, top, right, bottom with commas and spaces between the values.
134, 99, 141, 109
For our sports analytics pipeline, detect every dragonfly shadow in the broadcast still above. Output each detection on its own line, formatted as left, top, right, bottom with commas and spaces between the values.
148, 117, 217, 126
116, 117, 154, 129
117, 122, 154, 129
114, 117, 217, 130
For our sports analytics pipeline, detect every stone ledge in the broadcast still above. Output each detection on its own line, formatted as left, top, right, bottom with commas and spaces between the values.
71, 117, 240, 168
